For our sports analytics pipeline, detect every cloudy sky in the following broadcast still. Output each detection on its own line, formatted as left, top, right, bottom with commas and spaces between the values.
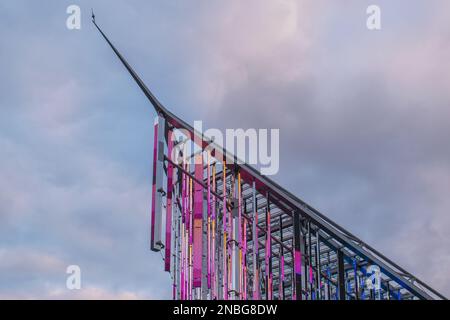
0, 0, 449, 299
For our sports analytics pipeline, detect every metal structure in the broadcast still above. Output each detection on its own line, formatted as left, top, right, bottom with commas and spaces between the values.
93, 16, 447, 300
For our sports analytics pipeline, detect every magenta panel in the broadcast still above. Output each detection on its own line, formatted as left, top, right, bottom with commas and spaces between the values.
207, 154, 211, 289
193, 154, 203, 288
165, 130, 174, 272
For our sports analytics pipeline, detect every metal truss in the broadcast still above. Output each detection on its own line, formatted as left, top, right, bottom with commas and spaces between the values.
93, 17, 447, 300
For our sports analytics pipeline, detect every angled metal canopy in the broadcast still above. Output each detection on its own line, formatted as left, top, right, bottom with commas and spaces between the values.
92, 14, 447, 300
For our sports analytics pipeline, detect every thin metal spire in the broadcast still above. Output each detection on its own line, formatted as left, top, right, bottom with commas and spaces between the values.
92, 15, 167, 116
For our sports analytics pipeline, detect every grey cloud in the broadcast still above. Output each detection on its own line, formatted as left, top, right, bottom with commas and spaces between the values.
1, 0, 449, 299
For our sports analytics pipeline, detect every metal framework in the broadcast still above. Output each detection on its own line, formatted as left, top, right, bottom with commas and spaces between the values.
93, 16, 447, 300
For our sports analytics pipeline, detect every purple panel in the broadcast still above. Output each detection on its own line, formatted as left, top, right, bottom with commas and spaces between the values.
182, 167, 186, 224
189, 175, 193, 246
294, 250, 302, 275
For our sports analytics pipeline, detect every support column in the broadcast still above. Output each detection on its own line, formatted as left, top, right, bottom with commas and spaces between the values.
202, 189, 208, 299
293, 212, 303, 300
231, 211, 240, 299
265, 192, 272, 300
252, 181, 259, 300
279, 215, 285, 300
337, 249, 346, 300
151, 115, 166, 252
315, 232, 321, 300
222, 159, 228, 299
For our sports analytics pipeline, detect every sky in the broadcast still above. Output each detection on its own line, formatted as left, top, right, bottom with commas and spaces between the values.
0, 0, 449, 299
